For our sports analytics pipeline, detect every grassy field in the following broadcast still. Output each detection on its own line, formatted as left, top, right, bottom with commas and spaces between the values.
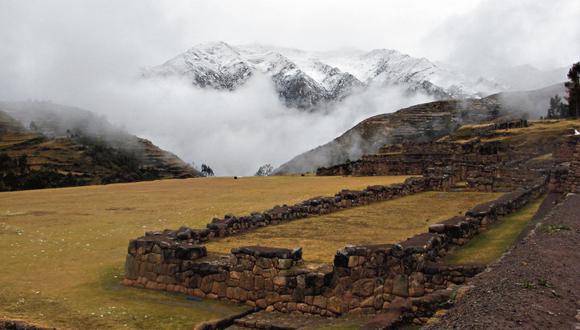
445, 196, 545, 265
207, 192, 502, 263
449, 119, 580, 145
0, 175, 409, 329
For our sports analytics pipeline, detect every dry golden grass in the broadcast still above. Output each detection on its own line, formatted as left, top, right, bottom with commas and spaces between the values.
448, 119, 580, 145
483, 119, 580, 142
207, 191, 503, 263
0, 175, 409, 329
0, 132, 42, 148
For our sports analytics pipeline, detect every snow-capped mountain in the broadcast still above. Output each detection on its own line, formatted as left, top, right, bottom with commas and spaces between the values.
143, 41, 503, 109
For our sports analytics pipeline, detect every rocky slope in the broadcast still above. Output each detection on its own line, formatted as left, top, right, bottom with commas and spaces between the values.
426, 193, 580, 330
143, 42, 502, 109
274, 83, 566, 174
0, 102, 200, 190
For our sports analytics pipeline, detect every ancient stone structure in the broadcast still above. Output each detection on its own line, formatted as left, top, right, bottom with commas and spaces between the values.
122, 121, 571, 326
550, 136, 580, 193
317, 134, 553, 194
132, 176, 448, 246
565, 138, 580, 193
123, 177, 546, 322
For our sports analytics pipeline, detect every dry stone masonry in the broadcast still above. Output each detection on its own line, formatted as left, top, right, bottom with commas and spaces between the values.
132, 176, 445, 246
122, 127, 580, 326
551, 136, 580, 194
123, 176, 547, 321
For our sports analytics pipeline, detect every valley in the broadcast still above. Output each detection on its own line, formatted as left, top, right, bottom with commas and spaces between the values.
1, 3, 579, 327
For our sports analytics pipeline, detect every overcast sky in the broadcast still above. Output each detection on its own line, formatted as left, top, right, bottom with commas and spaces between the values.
1, 0, 578, 102
0, 0, 579, 174
1, 0, 578, 81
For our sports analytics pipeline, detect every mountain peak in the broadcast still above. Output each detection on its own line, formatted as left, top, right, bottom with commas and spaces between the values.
144, 42, 504, 109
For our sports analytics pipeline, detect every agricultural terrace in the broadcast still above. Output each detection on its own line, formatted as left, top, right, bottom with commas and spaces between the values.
207, 191, 503, 263
0, 175, 409, 329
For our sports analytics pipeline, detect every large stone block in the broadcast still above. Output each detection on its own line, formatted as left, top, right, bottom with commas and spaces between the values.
409, 272, 425, 297
277, 258, 294, 270
240, 271, 254, 290
124, 254, 138, 280
273, 276, 288, 287
327, 296, 346, 314
392, 275, 409, 297
312, 295, 327, 309
352, 278, 375, 297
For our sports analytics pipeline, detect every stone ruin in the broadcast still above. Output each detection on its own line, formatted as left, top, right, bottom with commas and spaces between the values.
551, 135, 580, 194
122, 130, 580, 328
317, 138, 542, 192
123, 181, 546, 324
123, 173, 547, 326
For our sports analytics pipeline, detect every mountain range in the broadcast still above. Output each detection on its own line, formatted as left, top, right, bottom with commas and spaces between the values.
142, 42, 504, 110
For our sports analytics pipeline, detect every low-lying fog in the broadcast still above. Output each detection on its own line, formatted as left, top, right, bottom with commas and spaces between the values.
1, 0, 578, 175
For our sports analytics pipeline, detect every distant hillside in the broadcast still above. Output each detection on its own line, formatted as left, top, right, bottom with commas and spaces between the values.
0, 102, 200, 191
274, 83, 566, 174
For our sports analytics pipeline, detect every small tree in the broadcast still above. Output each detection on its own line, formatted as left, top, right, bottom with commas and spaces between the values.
547, 94, 566, 119
29, 121, 39, 132
201, 164, 214, 177
565, 62, 580, 118
255, 164, 274, 176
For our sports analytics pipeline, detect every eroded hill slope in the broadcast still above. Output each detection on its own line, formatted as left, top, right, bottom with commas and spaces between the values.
0, 102, 199, 190
275, 83, 565, 174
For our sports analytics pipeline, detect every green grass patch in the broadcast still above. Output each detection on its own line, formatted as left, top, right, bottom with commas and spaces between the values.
0, 265, 249, 330
531, 153, 553, 161
445, 196, 545, 265
540, 224, 571, 234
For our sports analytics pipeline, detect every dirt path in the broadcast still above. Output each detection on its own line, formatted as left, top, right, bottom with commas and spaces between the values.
426, 193, 580, 330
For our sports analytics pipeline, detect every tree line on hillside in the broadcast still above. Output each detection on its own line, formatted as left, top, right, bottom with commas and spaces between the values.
546, 62, 580, 119
0, 154, 82, 191
0, 131, 172, 191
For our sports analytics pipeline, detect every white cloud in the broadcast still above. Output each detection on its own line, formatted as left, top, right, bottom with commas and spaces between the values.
0, 0, 578, 175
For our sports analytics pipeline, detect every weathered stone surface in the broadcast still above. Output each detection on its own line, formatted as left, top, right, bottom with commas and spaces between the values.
409, 272, 425, 297
353, 279, 376, 297
392, 275, 409, 297
123, 155, 548, 320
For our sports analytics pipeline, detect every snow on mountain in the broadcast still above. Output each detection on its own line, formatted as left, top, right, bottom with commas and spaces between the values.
143, 42, 503, 109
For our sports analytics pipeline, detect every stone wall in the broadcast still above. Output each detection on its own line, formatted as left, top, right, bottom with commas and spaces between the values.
123, 177, 547, 318
553, 135, 579, 163
549, 136, 580, 193
566, 140, 580, 193
316, 135, 557, 196
315, 139, 535, 193
133, 176, 449, 248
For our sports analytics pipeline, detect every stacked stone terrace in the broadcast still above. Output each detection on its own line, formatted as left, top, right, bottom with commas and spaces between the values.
123, 120, 579, 324
131, 176, 444, 245
123, 173, 547, 322
317, 138, 541, 192
550, 135, 580, 193
566, 138, 580, 193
